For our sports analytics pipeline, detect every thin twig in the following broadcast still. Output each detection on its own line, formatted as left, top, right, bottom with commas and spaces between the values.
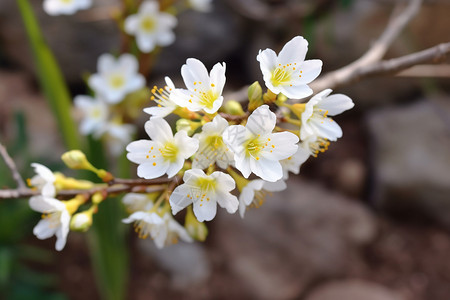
310, 0, 422, 92
0, 143, 27, 190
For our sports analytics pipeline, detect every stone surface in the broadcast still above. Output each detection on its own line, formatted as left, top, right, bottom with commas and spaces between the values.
367, 98, 450, 227
305, 279, 405, 300
213, 178, 377, 300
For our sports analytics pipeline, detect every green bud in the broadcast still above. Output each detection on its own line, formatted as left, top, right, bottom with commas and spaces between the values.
70, 211, 93, 232
223, 100, 245, 116
248, 81, 264, 111
62, 150, 94, 170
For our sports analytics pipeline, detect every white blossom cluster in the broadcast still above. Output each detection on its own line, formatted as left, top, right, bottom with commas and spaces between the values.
123, 35, 354, 247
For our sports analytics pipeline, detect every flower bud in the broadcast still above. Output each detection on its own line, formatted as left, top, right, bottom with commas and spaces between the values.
247, 81, 263, 111
176, 119, 201, 136
62, 150, 94, 171
223, 100, 245, 116
70, 211, 93, 232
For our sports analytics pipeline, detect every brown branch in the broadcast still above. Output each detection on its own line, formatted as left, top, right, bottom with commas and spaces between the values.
0, 143, 27, 190
310, 0, 422, 93
329, 42, 450, 88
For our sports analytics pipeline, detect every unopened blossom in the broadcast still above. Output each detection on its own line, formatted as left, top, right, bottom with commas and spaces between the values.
170, 169, 239, 222
88, 53, 145, 104
123, 209, 192, 248
124, 0, 177, 53
280, 146, 310, 179
222, 105, 299, 182
238, 179, 286, 218
170, 58, 226, 114
126, 117, 199, 179
29, 196, 83, 251
43, 0, 91, 16
192, 115, 234, 169
74, 95, 108, 138
300, 89, 354, 141
144, 77, 178, 118
188, 0, 212, 12
29, 163, 56, 197
257, 36, 322, 99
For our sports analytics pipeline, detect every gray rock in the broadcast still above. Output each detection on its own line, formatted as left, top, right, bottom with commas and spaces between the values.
367, 98, 450, 227
305, 279, 405, 300
214, 178, 377, 300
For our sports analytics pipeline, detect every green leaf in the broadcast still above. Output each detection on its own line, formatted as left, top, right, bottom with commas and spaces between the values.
16, 0, 81, 150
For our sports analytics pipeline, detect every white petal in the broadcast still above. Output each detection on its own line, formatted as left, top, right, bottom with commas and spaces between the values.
97, 53, 115, 74
181, 58, 210, 91
169, 185, 193, 215
55, 211, 70, 251
144, 106, 175, 117
211, 171, 235, 192
144, 118, 174, 143
261, 132, 299, 160
309, 118, 343, 141
316, 93, 354, 116
140, 0, 159, 13
278, 84, 313, 100
251, 157, 283, 182
170, 89, 204, 111
174, 130, 199, 158
31, 163, 55, 183
245, 105, 276, 135
234, 155, 251, 178
136, 34, 156, 53
263, 179, 287, 192
277, 36, 309, 66
192, 194, 217, 222
216, 191, 238, 214
136, 161, 169, 179
209, 62, 226, 96
117, 54, 139, 75
294, 59, 323, 84
29, 196, 63, 213
166, 157, 184, 178
203, 96, 223, 114
124, 15, 139, 34
125, 75, 146, 92
256, 48, 277, 77
33, 219, 57, 239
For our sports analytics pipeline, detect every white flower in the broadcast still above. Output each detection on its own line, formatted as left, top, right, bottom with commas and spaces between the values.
122, 193, 154, 213
103, 122, 136, 156
43, 0, 91, 16
170, 58, 226, 114
280, 146, 310, 179
30, 163, 56, 197
74, 95, 109, 138
239, 179, 286, 218
170, 169, 238, 222
192, 115, 234, 169
222, 105, 299, 182
188, 0, 213, 12
126, 118, 199, 179
29, 196, 71, 251
256, 36, 322, 99
300, 89, 354, 141
123, 210, 192, 248
143, 77, 178, 117
88, 53, 145, 104
124, 1, 177, 53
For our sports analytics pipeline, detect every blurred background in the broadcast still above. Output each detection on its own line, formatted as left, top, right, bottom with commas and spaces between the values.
0, 0, 449, 299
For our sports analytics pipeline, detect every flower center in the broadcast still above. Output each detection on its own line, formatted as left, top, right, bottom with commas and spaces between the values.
308, 137, 330, 157
134, 220, 151, 239
41, 211, 62, 228
109, 74, 125, 89
160, 142, 179, 162
61, 0, 73, 3
271, 66, 292, 86
151, 85, 172, 107
205, 135, 224, 150
245, 137, 263, 160
195, 177, 217, 192
140, 16, 156, 32
198, 89, 218, 110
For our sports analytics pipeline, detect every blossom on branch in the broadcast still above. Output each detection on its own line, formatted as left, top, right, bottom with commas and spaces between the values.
124, 0, 177, 53
30, 163, 56, 197
170, 169, 238, 222
126, 118, 199, 179
300, 89, 354, 141
170, 58, 226, 114
88, 53, 145, 104
144, 77, 178, 118
192, 115, 234, 170
257, 36, 322, 99
222, 105, 299, 182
